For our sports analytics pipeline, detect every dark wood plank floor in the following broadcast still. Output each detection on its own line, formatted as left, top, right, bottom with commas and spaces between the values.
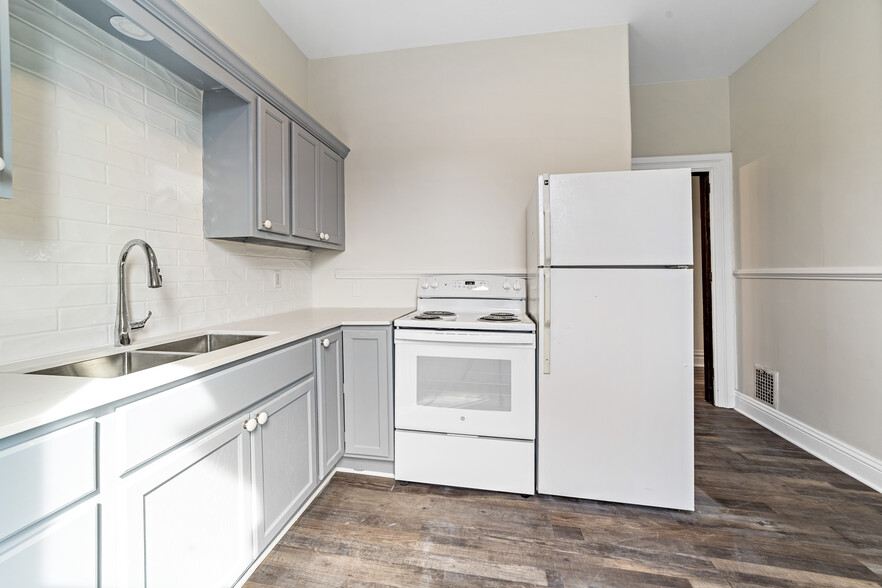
245, 368, 882, 587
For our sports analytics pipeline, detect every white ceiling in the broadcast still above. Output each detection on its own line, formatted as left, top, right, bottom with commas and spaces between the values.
255, 0, 817, 85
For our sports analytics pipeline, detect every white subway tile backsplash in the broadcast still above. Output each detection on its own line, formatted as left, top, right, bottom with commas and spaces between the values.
58, 219, 146, 245
107, 127, 177, 165
55, 44, 143, 101
0, 263, 58, 286
108, 206, 177, 232
0, 308, 58, 336
60, 176, 146, 210
11, 0, 102, 59
105, 88, 176, 134
0, 239, 107, 264
1, 0, 312, 365
58, 132, 146, 172
58, 263, 113, 285
11, 40, 104, 100
0, 284, 106, 310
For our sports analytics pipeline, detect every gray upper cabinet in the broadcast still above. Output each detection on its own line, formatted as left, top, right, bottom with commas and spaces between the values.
257, 98, 291, 237
293, 124, 321, 241
0, 0, 12, 199
292, 123, 345, 247
319, 147, 344, 245
203, 96, 346, 251
343, 327, 394, 461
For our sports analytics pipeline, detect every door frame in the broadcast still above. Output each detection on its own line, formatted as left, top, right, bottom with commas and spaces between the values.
632, 153, 737, 408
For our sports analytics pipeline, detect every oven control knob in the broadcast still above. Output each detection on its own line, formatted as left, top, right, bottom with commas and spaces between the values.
421, 279, 429, 289
430, 279, 439, 289
513, 280, 522, 291
502, 280, 511, 290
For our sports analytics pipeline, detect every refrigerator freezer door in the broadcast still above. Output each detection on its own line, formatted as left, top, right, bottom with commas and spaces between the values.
548, 169, 693, 266
537, 268, 694, 510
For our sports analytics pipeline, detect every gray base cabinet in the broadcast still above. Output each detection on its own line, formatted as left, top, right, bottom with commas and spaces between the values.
316, 330, 344, 478
252, 379, 317, 552
120, 414, 254, 588
0, 418, 100, 588
343, 327, 394, 461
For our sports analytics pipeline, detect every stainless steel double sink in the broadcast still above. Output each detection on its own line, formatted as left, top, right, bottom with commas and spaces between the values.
29, 334, 266, 378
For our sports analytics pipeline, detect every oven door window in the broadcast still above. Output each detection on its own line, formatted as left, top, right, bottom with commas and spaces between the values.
417, 356, 512, 412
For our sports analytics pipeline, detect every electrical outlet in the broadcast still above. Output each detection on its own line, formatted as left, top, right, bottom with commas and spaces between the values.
272, 270, 281, 289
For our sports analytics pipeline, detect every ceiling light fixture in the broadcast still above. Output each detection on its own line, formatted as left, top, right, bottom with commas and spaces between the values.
109, 15, 154, 41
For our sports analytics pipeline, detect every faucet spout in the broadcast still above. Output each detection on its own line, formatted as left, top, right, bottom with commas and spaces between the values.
115, 239, 162, 346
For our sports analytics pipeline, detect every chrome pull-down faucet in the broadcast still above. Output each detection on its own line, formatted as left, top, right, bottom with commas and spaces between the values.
115, 239, 162, 346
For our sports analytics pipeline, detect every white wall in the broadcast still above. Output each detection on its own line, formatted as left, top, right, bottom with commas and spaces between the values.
630, 78, 731, 158
307, 26, 633, 307
730, 0, 882, 461
0, 0, 311, 364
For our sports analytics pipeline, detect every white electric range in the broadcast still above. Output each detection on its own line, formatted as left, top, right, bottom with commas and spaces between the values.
393, 275, 536, 495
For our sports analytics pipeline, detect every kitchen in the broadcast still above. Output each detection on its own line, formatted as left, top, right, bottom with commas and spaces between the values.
1, 0, 881, 586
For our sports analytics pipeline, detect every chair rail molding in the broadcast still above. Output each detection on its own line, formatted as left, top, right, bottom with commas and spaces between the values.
632, 153, 737, 408
735, 267, 882, 281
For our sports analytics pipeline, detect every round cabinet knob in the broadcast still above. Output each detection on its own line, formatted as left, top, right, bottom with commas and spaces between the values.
256, 412, 268, 426
420, 279, 429, 289
502, 280, 511, 290
262, 219, 272, 230
243, 418, 257, 432
322, 338, 330, 348
318, 232, 325, 240
513, 280, 522, 291
0, 157, 6, 171
430, 279, 439, 289
323, 233, 331, 241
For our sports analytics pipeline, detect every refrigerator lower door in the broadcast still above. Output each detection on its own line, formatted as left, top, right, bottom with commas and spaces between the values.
537, 268, 694, 510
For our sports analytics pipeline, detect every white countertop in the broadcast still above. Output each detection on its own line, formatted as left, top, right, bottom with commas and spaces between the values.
0, 307, 412, 442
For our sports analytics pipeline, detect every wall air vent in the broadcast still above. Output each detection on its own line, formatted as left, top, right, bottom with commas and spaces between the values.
754, 365, 779, 409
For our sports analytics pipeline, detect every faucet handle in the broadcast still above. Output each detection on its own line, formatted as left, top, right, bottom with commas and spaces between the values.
130, 311, 153, 330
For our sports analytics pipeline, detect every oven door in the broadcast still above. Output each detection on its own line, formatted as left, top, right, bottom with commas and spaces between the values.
394, 329, 536, 440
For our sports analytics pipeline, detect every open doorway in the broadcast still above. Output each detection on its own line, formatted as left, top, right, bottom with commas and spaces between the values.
692, 172, 714, 404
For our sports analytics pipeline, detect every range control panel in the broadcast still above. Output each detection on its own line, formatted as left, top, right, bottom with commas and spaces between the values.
418, 275, 524, 299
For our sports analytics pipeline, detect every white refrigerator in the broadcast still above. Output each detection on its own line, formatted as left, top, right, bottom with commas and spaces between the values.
526, 169, 695, 511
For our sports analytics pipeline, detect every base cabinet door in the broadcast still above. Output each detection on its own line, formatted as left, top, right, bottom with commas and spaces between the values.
0, 501, 99, 588
252, 379, 318, 552
121, 416, 254, 588
343, 327, 393, 460
316, 331, 344, 478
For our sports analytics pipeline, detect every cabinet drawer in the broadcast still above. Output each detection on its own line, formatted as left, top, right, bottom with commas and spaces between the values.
0, 419, 97, 542
116, 341, 312, 474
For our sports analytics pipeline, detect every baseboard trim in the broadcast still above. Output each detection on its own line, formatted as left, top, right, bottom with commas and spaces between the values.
734, 392, 882, 493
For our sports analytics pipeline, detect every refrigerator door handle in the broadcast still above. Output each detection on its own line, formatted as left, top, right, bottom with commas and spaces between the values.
543, 268, 551, 374
542, 175, 552, 266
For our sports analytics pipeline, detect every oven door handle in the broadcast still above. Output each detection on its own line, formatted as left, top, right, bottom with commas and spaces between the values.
394, 330, 536, 346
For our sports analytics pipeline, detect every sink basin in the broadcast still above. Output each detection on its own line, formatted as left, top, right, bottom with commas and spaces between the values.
29, 351, 196, 378
140, 333, 265, 354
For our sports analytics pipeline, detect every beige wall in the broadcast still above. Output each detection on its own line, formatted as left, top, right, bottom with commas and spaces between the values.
307, 26, 632, 306
631, 78, 730, 157
174, 0, 309, 106
730, 0, 882, 460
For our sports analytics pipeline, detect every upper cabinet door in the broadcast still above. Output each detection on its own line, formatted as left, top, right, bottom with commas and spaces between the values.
257, 98, 291, 236
292, 123, 320, 241
319, 147, 344, 246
